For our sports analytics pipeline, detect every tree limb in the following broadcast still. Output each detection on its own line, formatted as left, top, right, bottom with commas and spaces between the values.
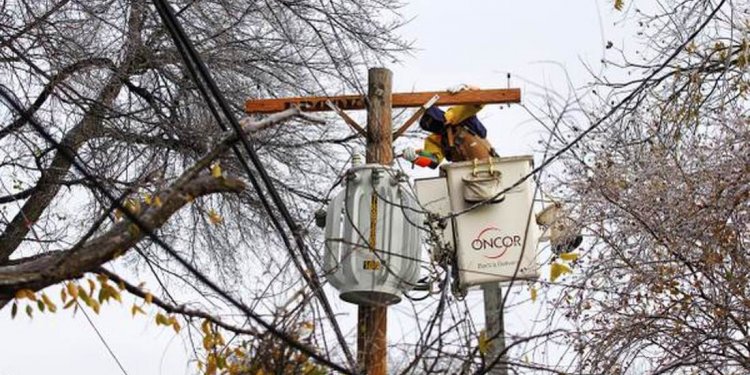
0, 174, 245, 296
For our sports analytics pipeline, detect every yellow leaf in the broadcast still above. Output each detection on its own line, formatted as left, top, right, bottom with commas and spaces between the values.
144, 292, 153, 304
478, 330, 492, 355
98, 288, 109, 304
87, 279, 96, 297
530, 286, 538, 302
216, 355, 226, 370
15, 289, 36, 301
124, 198, 141, 215
60, 287, 68, 304
42, 293, 57, 313
63, 300, 76, 310
114, 209, 123, 221
206, 355, 217, 375
80, 290, 91, 304
77, 286, 88, 303
90, 299, 101, 314
143, 194, 152, 205
203, 335, 215, 350
153, 196, 162, 208
172, 320, 181, 333
155, 313, 170, 326
111, 289, 122, 303
130, 304, 146, 316
550, 262, 572, 282
67, 282, 78, 299
559, 252, 579, 262
211, 163, 222, 179
201, 319, 212, 335
214, 332, 225, 346
614, 0, 624, 11
207, 209, 223, 225
117, 280, 125, 291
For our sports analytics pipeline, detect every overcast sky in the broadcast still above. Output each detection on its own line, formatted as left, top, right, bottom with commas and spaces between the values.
0, 1, 624, 374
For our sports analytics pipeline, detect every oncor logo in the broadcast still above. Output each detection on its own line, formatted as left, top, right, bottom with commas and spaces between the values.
470, 227, 522, 259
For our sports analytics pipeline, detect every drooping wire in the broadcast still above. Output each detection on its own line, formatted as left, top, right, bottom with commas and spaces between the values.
148, 1, 357, 369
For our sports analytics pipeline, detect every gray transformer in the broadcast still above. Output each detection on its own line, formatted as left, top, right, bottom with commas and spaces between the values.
324, 164, 423, 306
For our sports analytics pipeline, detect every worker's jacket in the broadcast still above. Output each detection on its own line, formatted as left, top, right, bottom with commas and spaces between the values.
415, 105, 496, 168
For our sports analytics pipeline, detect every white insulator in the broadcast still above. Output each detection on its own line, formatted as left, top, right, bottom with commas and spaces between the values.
351, 153, 364, 167
324, 164, 422, 306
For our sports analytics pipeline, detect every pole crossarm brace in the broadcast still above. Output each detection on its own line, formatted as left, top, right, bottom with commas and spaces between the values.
392, 94, 439, 140
245, 88, 521, 114
326, 99, 367, 137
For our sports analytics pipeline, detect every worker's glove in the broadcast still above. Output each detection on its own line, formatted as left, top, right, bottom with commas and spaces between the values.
447, 83, 480, 94
402, 147, 418, 162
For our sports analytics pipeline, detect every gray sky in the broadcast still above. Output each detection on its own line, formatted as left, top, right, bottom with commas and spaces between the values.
0, 1, 624, 374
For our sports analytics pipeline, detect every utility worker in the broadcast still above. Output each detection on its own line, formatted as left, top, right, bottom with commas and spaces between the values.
401, 86, 497, 168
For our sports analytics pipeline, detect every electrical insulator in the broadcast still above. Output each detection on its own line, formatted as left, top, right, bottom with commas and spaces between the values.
323, 164, 423, 306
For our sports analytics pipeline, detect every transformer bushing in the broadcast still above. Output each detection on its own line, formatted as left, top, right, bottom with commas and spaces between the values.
324, 164, 423, 306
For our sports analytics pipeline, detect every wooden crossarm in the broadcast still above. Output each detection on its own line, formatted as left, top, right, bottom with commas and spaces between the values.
244, 88, 521, 114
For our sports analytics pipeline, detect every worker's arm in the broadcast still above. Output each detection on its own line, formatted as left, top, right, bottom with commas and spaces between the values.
410, 150, 440, 169
444, 84, 484, 125
402, 134, 444, 169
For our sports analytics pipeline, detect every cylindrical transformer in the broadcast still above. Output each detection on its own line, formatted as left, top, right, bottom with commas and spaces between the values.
324, 164, 423, 306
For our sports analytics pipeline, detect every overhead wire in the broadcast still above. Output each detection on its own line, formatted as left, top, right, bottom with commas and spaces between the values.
148, 1, 357, 369
78, 301, 130, 375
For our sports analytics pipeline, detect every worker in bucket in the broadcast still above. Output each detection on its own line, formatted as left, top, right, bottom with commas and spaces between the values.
401, 85, 497, 168
400, 85, 583, 254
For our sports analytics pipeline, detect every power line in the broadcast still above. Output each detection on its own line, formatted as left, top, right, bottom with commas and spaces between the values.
148, 2, 358, 369
78, 301, 130, 375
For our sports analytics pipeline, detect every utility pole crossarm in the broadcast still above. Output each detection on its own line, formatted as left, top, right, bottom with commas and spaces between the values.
245, 88, 521, 114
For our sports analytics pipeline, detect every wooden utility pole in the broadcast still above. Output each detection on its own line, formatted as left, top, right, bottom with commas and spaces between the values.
357, 67, 392, 375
